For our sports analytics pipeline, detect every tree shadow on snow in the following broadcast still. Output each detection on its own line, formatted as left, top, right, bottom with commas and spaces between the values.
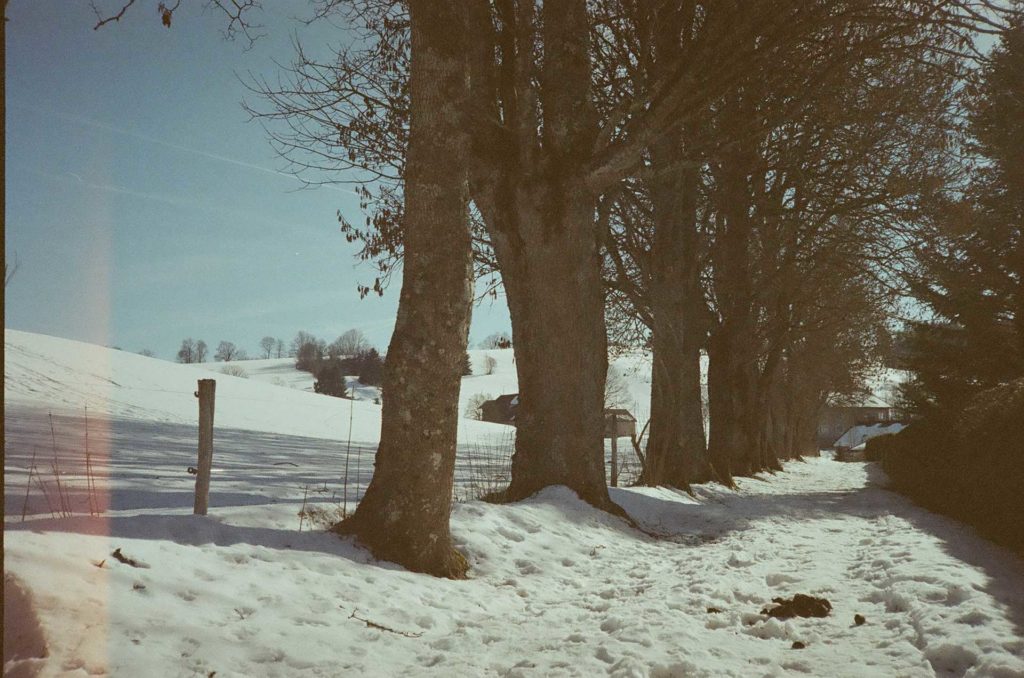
3, 512, 409, 574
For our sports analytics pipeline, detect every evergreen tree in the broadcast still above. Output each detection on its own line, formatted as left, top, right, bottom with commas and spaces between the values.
357, 348, 385, 386
902, 23, 1024, 415
314, 359, 348, 398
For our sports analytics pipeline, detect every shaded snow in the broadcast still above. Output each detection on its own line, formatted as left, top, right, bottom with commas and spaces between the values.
5, 330, 1024, 677
834, 422, 907, 449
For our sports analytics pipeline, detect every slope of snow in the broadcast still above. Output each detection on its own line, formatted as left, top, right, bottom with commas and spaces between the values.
834, 422, 906, 449
3, 329, 501, 444
204, 357, 317, 393
6, 331, 1024, 677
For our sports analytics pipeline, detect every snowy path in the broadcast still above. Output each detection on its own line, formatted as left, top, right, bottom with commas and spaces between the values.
6, 431, 1024, 677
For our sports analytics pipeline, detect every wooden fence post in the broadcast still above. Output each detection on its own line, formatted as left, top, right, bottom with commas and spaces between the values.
610, 413, 619, 488
193, 379, 216, 515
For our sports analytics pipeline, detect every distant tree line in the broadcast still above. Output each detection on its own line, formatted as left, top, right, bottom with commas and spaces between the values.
286, 329, 385, 398
173, 330, 371, 366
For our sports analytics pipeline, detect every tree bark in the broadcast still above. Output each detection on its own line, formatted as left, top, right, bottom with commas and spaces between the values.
497, 186, 616, 510
707, 147, 760, 481
636, 2, 710, 490
641, 133, 709, 489
334, 0, 472, 579
468, 0, 622, 514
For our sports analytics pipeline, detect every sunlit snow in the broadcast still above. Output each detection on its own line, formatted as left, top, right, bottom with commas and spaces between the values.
5, 330, 1024, 677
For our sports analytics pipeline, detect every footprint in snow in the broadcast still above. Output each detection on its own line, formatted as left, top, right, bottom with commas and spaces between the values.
595, 646, 615, 664
728, 551, 756, 567
515, 559, 542, 575
497, 526, 526, 543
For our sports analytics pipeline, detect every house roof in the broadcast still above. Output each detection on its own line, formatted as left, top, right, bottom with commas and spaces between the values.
833, 422, 905, 448
605, 408, 636, 420
827, 392, 892, 409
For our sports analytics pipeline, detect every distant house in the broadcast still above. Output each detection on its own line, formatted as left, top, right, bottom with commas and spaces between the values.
480, 394, 636, 438
817, 392, 898, 448
603, 408, 637, 439
833, 422, 906, 461
480, 394, 519, 426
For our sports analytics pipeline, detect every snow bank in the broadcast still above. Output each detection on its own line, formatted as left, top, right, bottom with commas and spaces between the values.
834, 422, 906, 449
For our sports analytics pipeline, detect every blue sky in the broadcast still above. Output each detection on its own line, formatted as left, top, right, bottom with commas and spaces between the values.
4, 1, 510, 358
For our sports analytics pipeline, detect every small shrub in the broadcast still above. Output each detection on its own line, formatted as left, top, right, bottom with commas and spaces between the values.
299, 503, 347, 531
220, 365, 249, 379
482, 354, 497, 376
454, 430, 515, 503
465, 393, 493, 420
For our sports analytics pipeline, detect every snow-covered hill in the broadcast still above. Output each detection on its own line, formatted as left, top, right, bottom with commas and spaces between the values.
204, 356, 317, 392
3, 330, 505, 444
5, 330, 1024, 677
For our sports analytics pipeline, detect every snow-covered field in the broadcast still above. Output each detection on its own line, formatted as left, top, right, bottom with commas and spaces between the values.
5, 330, 1024, 677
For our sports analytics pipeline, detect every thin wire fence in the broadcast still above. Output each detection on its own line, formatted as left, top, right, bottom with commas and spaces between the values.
6, 403, 646, 525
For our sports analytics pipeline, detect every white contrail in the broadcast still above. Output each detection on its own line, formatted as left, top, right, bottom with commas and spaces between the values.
27, 168, 321, 233
13, 102, 357, 195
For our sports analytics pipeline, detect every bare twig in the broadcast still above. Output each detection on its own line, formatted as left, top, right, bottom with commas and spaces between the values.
21, 448, 38, 522
92, 0, 137, 30
298, 484, 309, 532
84, 406, 99, 516
347, 610, 422, 638
342, 396, 353, 519
49, 413, 72, 517
92, 0, 264, 46
33, 449, 58, 520
5, 251, 19, 288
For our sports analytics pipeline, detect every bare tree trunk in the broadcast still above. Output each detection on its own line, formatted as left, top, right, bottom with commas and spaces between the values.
641, 132, 709, 488
469, 0, 623, 515
707, 139, 762, 481
751, 349, 784, 471
707, 327, 758, 483
498, 191, 616, 510
334, 0, 472, 579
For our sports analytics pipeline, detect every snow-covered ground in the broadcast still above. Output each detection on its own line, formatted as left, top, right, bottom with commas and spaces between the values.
5, 330, 1024, 677
204, 357, 317, 393
834, 423, 907, 450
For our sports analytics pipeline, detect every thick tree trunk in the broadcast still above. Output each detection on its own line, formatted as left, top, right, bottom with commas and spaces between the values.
641, 133, 708, 489
752, 351, 784, 471
498, 187, 617, 511
707, 325, 758, 483
707, 141, 762, 482
468, 0, 623, 515
334, 0, 472, 579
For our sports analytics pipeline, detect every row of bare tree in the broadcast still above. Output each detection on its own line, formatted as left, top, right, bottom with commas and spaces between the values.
248, 0, 1014, 577
96, 0, 1018, 577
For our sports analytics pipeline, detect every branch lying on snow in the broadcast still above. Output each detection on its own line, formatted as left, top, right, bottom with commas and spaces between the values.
111, 548, 149, 569
345, 609, 422, 638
